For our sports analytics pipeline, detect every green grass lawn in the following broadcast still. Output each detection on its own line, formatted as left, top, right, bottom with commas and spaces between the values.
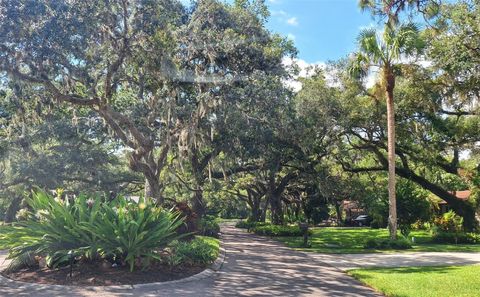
276, 227, 480, 253
349, 265, 480, 297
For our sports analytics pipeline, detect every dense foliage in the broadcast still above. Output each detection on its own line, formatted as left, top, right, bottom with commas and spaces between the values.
0, 0, 480, 249
198, 215, 221, 238
1, 191, 184, 272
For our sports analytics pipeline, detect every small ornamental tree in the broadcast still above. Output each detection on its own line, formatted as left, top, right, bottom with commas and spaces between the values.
396, 179, 431, 237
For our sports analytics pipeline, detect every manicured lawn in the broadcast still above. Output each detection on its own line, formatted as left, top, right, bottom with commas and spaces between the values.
276, 227, 480, 253
348, 265, 480, 297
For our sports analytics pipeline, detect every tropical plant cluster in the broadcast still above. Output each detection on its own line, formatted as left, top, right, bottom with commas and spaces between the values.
0, 191, 219, 272
431, 211, 480, 244
198, 215, 221, 238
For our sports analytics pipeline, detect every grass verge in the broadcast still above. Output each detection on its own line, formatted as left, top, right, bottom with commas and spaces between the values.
348, 265, 480, 297
275, 227, 480, 253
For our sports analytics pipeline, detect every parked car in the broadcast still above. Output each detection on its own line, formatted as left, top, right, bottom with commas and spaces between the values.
353, 215, 372, 227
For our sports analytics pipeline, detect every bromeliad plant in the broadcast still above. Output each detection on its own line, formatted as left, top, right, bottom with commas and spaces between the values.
90, 197, 185, 271
0, 190, 185, 272
2, 191, 101, 270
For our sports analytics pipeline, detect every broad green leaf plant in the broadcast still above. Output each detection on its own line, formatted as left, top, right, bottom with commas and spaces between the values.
0, 190, 184, 272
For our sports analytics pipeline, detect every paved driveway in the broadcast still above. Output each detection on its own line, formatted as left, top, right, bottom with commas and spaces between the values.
315, 251, 480, 271
0, 225, 381, 297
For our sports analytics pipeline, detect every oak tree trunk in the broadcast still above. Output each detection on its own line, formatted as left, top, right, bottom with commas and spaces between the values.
4, 196, 22, 223
192, 190, 205, 219
144, 178, 163, 204
270, 194, 284, 225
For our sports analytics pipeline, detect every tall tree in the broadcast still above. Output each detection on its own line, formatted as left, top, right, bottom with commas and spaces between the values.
164, 0, 295, 217
359, 0, 441, 24
349, 23, 424, 239
0, 0, 293, 212
0, 0, 185, 202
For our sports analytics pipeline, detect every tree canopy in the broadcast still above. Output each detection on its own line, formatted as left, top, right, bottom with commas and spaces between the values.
1, 0, 480, 232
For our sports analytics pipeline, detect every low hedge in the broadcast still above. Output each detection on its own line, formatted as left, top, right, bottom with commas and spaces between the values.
364, 237, 412, 250
235, 221, 313, 237
199, 215, 221, 238
432, 232, 480, 244
251, 224, 313, 237
235, 220, 267, 229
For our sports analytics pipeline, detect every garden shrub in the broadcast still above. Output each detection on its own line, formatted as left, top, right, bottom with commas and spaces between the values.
370, 214, 386, 229
89, 196, 185, 272
1, 190, 184, 272
432, 232, 480, 244
369, 221, 381, 229
174, 201, 197, 237
303, 196, 329, 225
235, 220, 266, 229
199, 215, 220, 238
251, 224, 313, 237
364, 237, 412, 250
399, 224, 412, 239
430, 210, 469, 244
169, 236, 220, 266
433, 210, 463, 233
412, 220, 430, 230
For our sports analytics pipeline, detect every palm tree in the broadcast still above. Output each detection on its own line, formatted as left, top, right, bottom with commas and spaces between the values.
349, 23, 424, 240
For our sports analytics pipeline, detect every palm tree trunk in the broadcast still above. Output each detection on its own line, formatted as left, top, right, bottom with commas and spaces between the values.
385, 70, 397, 240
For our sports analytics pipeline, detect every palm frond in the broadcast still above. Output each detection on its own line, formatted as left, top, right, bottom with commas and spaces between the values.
388, 22, 424, 59
358, 28, 381, 57
348, 53, 370, 79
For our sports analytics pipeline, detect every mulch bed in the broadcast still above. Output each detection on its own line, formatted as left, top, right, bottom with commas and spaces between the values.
2, 261, 205, 286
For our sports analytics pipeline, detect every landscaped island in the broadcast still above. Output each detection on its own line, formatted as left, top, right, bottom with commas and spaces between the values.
0, 191, 220, 286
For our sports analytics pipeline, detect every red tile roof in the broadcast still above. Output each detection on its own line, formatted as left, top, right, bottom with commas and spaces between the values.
438, 190, 471, 204
450, 190, 471, 200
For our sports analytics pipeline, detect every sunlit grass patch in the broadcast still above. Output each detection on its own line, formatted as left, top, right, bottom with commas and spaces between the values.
276, 227, 480, 253
349, 265, 480, 297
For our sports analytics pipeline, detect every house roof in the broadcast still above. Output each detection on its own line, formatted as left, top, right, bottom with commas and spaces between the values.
341, 200, 362, 210
438, 190, 471, 205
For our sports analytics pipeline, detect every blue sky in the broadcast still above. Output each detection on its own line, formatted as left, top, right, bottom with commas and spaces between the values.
265, 0, 374, 63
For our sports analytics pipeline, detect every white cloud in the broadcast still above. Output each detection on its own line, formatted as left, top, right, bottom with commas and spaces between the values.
287, 17, 299, 26
268, 0, 280, 3
271, 9, 298, 27
365, 69, 379, 89
282, 57, 327, 92
287, 33, 296, 41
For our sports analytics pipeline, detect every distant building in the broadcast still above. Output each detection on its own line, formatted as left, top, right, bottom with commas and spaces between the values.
340, 200, 365, 222
437, 190, 471, 214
